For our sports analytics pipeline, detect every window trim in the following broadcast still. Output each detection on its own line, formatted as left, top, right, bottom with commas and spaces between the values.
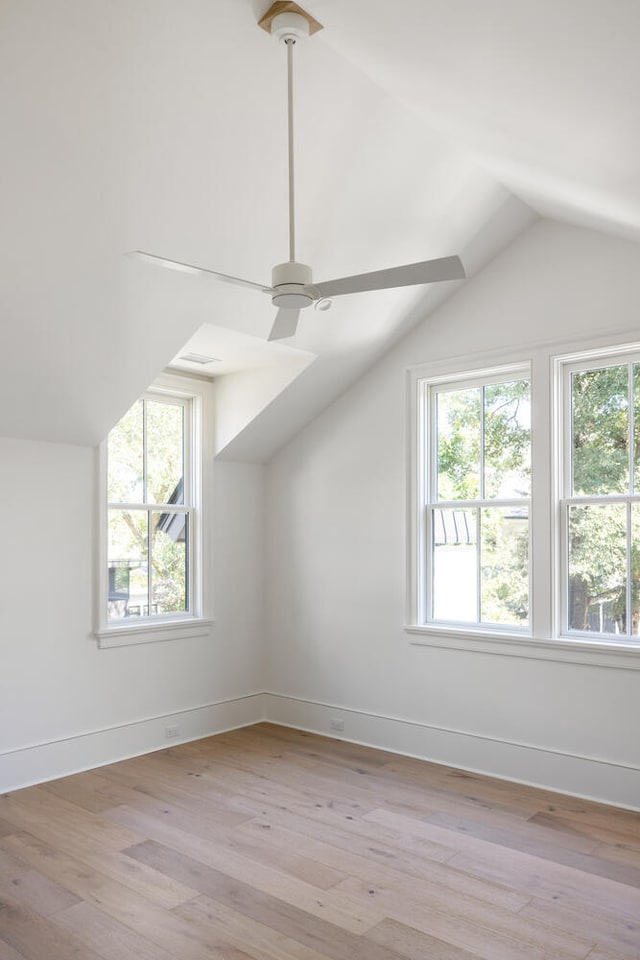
406, 335, 640, 670
95, 372, 213, 648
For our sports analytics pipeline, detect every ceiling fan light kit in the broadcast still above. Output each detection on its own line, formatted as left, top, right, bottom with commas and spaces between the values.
131, 1, 465, 341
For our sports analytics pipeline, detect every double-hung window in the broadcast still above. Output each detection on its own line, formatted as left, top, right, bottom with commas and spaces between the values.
97, 374, 211, 648
418, 365, 531, 631
410, 339, 640, 663
560, 351, 640, 640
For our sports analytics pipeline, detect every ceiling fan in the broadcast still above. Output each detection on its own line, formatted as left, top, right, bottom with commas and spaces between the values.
132, 2, 465, 341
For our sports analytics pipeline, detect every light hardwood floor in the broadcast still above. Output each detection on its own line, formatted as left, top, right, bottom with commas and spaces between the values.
1, 722, 639, 959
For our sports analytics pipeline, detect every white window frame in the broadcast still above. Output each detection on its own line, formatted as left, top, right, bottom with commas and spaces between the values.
416, 361, 532, 634
557, 343, 640, 644
406, 337, 640, 670
95, 372, 213, 648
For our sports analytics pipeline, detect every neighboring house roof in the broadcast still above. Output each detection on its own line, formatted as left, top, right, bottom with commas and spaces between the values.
158, 479, 186, 543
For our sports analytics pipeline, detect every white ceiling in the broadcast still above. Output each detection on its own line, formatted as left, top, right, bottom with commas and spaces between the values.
318, 0, 640, 240
1, 1, 638, 453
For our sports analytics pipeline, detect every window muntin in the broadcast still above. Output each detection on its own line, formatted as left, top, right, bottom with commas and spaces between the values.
106, 393, 193, 624
562, 355, 640, 639
424, 368, 531, 630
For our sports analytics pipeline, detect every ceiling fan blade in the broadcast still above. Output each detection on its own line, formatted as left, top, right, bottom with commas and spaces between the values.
267, 308, 301, 341
313, 255, 465, 299
130, 251, 272, 293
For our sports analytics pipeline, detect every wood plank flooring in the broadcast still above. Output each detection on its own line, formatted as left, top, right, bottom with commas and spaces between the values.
1, 723, 639, 959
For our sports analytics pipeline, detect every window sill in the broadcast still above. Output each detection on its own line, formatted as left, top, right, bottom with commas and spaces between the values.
95, 617, 213, 649
405, 624, 640, 670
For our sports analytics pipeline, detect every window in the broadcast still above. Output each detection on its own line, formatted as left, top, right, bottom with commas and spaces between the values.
418, 365, 531, 631
96, 375, 212, 648
408, 339, 640, 666
560, 351, 640, 640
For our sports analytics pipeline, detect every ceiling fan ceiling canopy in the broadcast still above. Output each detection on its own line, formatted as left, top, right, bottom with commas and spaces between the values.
269, 11, 311, 44
257, 2, 323, 40
131, 1, 466, 341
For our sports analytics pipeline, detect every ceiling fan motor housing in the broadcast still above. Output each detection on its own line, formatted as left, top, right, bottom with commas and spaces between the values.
271, 260, 315, 308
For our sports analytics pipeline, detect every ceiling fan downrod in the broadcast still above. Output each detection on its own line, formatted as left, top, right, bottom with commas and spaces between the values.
286, 35, 296, 263
269, 10, 315, 308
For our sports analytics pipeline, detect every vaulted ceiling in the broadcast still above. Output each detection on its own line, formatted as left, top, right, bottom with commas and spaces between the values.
1, 1, 638, 456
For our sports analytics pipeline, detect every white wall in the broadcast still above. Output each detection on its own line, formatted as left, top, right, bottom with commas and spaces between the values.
3, 218, 639, 808
213, 356, 315, 458
0, 437, 265, 790
264, 219, 640, 809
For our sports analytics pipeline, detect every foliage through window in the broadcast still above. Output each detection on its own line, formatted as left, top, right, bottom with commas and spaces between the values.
563, 356, 640, 638
106, 393, 193, 623
421, 367, 531, 630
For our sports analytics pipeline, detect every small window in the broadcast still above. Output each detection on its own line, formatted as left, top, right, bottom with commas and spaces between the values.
107, 394, 191, 622
561, 353, 640, 641
420, 366, 531, 630
97, 375, 211, 647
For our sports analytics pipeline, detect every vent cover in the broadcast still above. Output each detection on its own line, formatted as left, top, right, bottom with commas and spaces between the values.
179, 352, 221, 365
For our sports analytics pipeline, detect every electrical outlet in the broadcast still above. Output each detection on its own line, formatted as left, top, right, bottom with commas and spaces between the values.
165, 724, 180, 739
330, 717, 344, 732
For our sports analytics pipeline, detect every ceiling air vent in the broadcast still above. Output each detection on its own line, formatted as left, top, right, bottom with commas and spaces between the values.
179, 352, 221, 365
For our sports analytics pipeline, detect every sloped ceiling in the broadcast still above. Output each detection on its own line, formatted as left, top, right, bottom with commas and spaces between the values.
1, 1, 637, 453
319, 0, 640, 240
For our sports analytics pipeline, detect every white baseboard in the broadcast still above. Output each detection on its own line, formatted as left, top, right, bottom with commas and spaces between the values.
263, 692, 640, 811
0, 693, 266, 793
4, 690, 638, 811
